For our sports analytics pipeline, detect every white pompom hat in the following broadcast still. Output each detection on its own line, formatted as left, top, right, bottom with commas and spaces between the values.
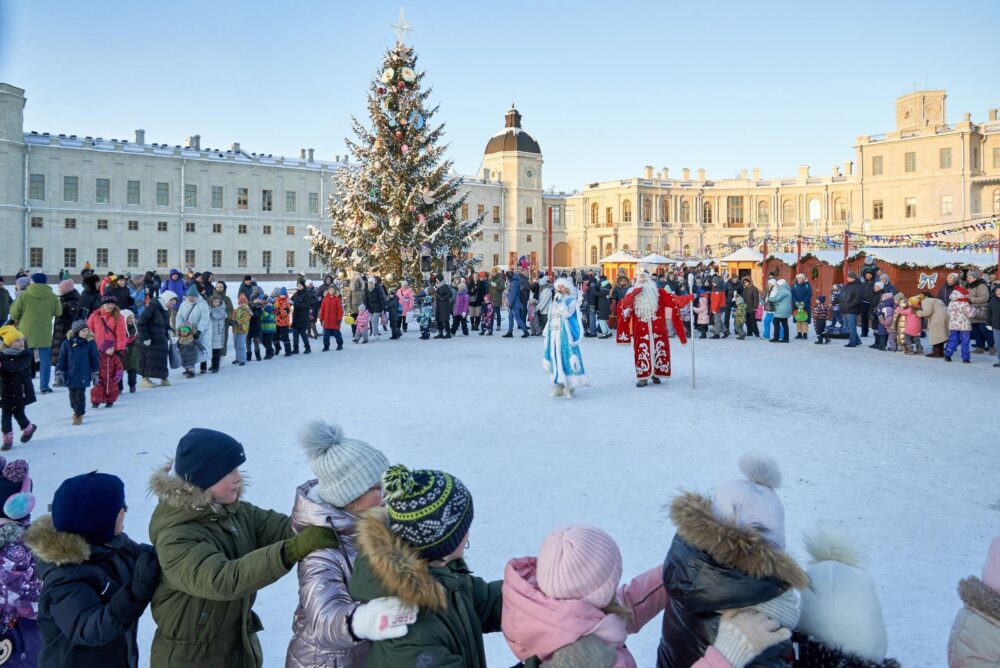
711, 453, 786, 548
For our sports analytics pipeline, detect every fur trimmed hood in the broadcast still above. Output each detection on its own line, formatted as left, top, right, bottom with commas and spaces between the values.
148, 460, 221, 510
959, 575, 1000, 623
24, 515, 90, 565
794, 633, 901, 668
670, 492, 807, 589
354, 506, 447, 611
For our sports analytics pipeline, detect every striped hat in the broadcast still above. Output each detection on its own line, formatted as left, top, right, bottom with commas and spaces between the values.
381, 464, 473, 561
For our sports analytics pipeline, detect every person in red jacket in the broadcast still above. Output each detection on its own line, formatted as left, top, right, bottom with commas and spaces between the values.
86, 296, 126, 408
709, 278, 728, 338
318, 287, 345, 352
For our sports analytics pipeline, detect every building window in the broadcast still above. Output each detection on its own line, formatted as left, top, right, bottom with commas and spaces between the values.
940, 195, 953, 216
757, 201, 769, 223
212, 250, 222, 268
642, 198, 652, 222
237, 187, 248, 210
97, 218, 108, 230
64, 218, 76, 229
283, 190, 296, 213
526, 234, 533, 242
661, 198, 670, 222
261, 189, 273, 212
904, 152, 916, 173
96, 178, 111, 203
782, 200, 795, 223
185, 249, 196, 267
994, 189, 1000, 214
286, 250, 295, 267
157, 221, 168, 232
262, 250, 272, 270
873, 200, 884, 220
972, 147, 980, 170
590, 246, 598, 263
30, 216, 43, 228
525, 206, 533, 224
263, 225, 272, 235
62, 176, 79, 202
808, 199, 821, 223
871, 155, 883, 176
212, 185, 223, 209
905, 197, 917, 218
238, 224, 247, 234
590, 203, 599, 225
184, 184, 197, 207
64, 248, 76, 267
185, 222, 196, 233
308, 192, 319, 214
680, 200, 690, 223
28, 174, 44, 200
605, 207, 613, 226
308, 252, 317, 268
127, 180, 140, 205
157, 249, 168, 267
834, 198, 847, 221
127, 249, 139, 267
939, 147, 952, 169
993, 147, 1000, 169
476, 204, 485, 219
492, 234, 499, 242
622, 200, 632, 222
96, 248, 108, 267
213, 223, 222, 234
237, 250, 248, 268
286, 225, 296, 236
29, 247, 43, 267
156, 182, 170, 206
726, 196, 744, 226
127, 220, 139, 231
703, 201, 713, 225
460, 203, 469, 220
492, 254, 499, 266
492, 205, 500, 224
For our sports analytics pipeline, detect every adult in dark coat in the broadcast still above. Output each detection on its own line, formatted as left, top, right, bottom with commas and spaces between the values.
503, 272, 528, 337
50, 282, 83, 367
0, 276, 11, 324
859, 270, 876, 337
433, 278, 453, 339
839, 272, 864, 347
79, 273, 102, 320
724, 276, 743, 333
290, 281, 315, 353
741, 277, 761, 338
789, 275, 813, 326
107, 275, 136, 312
137, 292, 175, 384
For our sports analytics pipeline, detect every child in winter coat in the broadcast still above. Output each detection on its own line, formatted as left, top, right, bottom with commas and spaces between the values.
0, 327, 37, 449
945, 286, 975, 363
811, 296, 831, 344
176, 322, 206, 378
397, 281, 414, 332
348, 464, 501, 668
286, 422, 416, 668
792, 528, 900, 667
87, 296, 126, 408
0, 458, 42, 667
948, 535, 1000, 667
479, 294, 494, 336
875, 292, 895, 351
274, 288, 292, 356
120, 309, 141, 393
386, 289, 402, 340
888, 293, 909, 353
734, 295, 747, 340
231, 294, 251, 366
261, 303, 277, 359
318, 287, 345, 351
354, 304, 370, 344
901, 296, 925, 355
793, 301, 809, 339
658, 453, 807, 668
148, 428, 338, 668
247, 294, 264, 362
527, 296, 539, 336
692, 292, 710, 339
207, 294, 227, 370
502, 525, 781, 668
25, 471, 160, 668
417, 294, 434, 340
55, 320, 99, 425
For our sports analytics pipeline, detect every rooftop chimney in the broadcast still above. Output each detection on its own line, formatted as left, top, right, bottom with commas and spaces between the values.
797, 165, 810, 179
307, 148, 315, 162
299, 149, 307, 159
696, 168, 706, 181
662, 167, 669, 179
739, 168, 748, 180
231, 142, 241, 153
989, 109, 998, 122
752, 167, 761, 181
843, 161, 853, 176
682, 168, 690, 181
184, 135, 201, 150
135, 129, 145, 144
643, 165, 654, 179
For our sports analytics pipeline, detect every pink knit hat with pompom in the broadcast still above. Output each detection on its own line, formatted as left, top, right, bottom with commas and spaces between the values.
536, 525, 622, 608
983, 536, 1000, 593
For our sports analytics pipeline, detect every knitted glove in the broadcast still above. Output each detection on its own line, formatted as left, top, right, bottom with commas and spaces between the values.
143, 339, 152, 346
91, 371, 100, 386
281, 525, 340, 566
53, 370, 65, 387
347, 596, 418, 641
712, 609, 791, 668
751, 588, 800, 630
129, 550, 162, 603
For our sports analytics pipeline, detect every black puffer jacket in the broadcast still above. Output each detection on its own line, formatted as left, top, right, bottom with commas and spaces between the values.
291, 288, 316, 329
792, 633, 901, 668
106, 285, 135, 312
435, 283, 453, 320
51, 289, 84, 366
79, 275, 102, 320
657, 493, 808, 668
137, 299, 171, 380
26, 516, 152, 668
838, 280, 863, 316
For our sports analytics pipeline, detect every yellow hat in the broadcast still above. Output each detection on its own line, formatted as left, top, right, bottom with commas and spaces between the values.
0, 325, 23, 347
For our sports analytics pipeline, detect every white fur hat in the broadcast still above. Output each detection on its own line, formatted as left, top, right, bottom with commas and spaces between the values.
554, 277, 575, 295
711, 453, 786, 548
797, 528, 888, 662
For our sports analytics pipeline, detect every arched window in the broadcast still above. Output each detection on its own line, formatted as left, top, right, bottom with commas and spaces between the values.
683, 244, 691, 257
703, 201, 713, 225
623, 199, 632, 222
642, 198, 652, 222
661, 197, 670, 222
663, 242, 671, 252
834, 198, 847, 221
975, 233, 993, 244
645, 243, 653, 253
590, 202, 599, 226
622, 244, 630, 251
782, 200, 795, 223
808, 198, 821, 222
604, 242, 613, 256
757, 201, 769, 223
681, 200, 691, 223
993, 189, 1000, 214
590, 245, 598, 264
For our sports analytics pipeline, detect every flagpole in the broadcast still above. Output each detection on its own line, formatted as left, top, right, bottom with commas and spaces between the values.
688, 272, 696, 390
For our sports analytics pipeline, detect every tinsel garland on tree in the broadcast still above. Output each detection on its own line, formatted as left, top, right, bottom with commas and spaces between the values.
307, 41, 483, 284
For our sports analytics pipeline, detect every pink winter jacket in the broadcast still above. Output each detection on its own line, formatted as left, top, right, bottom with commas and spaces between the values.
898, 307, 923, 336
397, 287, 414, 316
501, 557, 731, 668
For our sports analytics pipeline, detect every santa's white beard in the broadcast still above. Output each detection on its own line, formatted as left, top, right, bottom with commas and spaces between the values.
634, 282, 659, 320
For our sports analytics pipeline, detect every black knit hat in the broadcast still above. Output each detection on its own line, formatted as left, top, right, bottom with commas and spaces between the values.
52, 472, 124, 544
174, 428, 246, 490
381, 464, 473, 561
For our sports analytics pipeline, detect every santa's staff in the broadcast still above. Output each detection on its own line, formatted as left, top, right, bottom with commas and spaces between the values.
688, 272, 696, 389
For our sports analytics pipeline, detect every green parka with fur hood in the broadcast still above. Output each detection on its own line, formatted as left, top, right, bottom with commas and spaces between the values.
348, 507, 503, 668
147, 462, 293, 668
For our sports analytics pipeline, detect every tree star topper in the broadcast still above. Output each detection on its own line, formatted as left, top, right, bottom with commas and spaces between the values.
391, 8, 413, 46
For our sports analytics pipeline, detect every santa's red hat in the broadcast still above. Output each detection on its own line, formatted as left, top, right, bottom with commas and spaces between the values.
950, 286, 969, 301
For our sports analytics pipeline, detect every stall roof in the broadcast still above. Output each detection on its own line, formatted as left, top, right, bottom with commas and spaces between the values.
766, 246, 997, 269
720, 247, 764, 263
598, 250, 638, 263
638, 253, 672, 264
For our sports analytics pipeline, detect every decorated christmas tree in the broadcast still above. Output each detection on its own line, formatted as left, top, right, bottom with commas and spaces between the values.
308, 16, 483, 284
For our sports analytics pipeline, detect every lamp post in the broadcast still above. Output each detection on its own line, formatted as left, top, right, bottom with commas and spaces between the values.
688, 272, 696, 389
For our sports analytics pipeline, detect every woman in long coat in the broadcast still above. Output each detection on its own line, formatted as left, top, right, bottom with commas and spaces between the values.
137, 291, 176, 386
542, 278, 589, 397
916, 293, 949, 358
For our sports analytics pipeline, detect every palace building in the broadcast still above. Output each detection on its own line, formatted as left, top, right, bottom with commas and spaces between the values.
1, 82, 997, 279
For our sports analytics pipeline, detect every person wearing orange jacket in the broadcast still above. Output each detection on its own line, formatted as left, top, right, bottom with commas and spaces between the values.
274, 288, 292, 356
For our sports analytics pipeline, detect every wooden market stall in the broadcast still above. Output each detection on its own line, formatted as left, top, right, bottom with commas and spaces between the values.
599, 250, 639, 281
719, 247, 764, 285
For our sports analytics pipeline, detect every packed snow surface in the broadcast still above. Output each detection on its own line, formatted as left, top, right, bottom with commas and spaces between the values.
17, 324, 998, 667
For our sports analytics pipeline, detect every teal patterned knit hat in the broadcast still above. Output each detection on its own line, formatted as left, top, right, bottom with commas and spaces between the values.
382, 464, 474, 561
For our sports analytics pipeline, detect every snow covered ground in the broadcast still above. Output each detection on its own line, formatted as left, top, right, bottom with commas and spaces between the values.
14, 320, 999, 667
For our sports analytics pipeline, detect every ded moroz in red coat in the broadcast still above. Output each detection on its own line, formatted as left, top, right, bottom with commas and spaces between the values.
616, 285, 689, 379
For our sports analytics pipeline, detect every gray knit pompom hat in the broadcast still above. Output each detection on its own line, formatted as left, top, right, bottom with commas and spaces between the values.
299, 420, 389, 507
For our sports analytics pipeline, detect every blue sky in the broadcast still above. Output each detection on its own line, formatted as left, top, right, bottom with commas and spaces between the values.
2, 0, 998, 191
